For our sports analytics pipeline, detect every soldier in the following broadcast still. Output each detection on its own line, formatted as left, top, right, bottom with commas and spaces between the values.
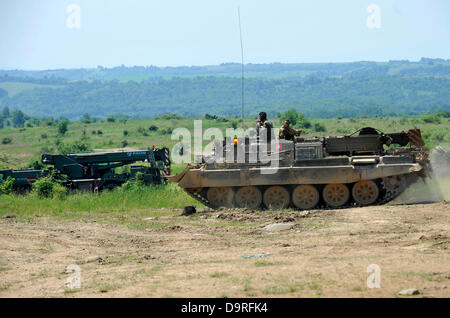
279, 119, 302, 141
256, 111, 273, 142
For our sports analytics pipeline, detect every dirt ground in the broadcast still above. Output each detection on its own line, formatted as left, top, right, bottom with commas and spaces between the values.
0, 201, 449, 298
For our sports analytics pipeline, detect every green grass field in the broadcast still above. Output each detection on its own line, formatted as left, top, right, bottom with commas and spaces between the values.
1, 115, 449, 168
1, 114, 449, 217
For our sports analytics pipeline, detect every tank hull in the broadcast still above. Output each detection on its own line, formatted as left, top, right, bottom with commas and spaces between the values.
176, 159, 422, 189
168, 128, 430, 210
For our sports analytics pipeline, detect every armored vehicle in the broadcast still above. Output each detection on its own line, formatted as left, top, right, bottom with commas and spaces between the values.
168, 128, 429, 210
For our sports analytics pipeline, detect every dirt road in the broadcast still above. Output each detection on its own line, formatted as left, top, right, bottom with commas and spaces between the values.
0, 202, 449, 297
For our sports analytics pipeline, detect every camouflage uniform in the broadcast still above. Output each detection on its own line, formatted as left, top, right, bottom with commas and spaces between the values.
256, 112, 273, 141
279, 119, 302, 141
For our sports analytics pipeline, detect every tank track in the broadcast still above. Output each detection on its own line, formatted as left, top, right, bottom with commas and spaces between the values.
184, 173, 419, 211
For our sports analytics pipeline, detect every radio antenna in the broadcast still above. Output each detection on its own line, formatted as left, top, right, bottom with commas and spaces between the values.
238, 7, 244, 120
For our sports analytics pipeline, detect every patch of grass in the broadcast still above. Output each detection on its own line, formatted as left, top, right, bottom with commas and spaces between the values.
98, 283, 122, 293
263, 283, 303, 295
254, 261, 283, 267
210, 271, 230, 278
399, 271, 447, 283
352, 285, 363, 292
64, 288, 82, 294
0, 282, 12, 291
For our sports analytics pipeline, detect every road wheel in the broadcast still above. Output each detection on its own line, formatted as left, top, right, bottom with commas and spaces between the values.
263, 186, 290, 209
352, 180, 379, 205
323, 183, 349, 207
235, 186, 262, 209
292, 185, 319, 209
206, 187, 234, 208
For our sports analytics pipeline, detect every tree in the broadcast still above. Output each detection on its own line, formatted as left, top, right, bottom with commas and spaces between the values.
281, 109, 299, 126
58, 120, 69, 135
80, 113, 92, 124
12, 110, 25, 127
106, 115, 115, 122
2, 106, 10, 118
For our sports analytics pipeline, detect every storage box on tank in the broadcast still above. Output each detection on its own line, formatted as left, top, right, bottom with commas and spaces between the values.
295, 142, 323, 160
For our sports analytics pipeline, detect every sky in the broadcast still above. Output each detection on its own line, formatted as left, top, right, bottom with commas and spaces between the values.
0, 0, 449, 70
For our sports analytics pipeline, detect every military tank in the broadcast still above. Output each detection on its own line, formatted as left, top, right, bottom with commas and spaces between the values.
168, 128, 430, 210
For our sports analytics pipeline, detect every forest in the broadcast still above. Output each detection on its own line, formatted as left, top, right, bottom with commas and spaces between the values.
0, 58, 449, 120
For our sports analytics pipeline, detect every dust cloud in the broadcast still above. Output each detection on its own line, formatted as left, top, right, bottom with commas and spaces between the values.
392, 146, 450, 204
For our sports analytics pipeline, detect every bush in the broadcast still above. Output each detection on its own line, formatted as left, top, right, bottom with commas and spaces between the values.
97, 130, 103, 135
123, 130, 129, 136
160, 127, 173, 135
137, 127, 148, 136
121, 172, 145, 192
32, 177, 55, 198
204, 114, 218, 120
160, 113, 183, 120
53, 183, 67, 200
281, 109, 299, 126
121, 140, 128, 148
57, 140, 92, 154
106, 116, 116, 122
58, 120, 69, 135
422, 114, 441, 124
313, 122, 326, 132
41, 133, 48, 139
0, 176, 14, 195
148, 125, 159, 131
297, 115, 312, 129
2, 137, 12, 144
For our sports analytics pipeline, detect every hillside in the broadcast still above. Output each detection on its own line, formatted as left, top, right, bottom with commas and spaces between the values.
0, 59, 449, 119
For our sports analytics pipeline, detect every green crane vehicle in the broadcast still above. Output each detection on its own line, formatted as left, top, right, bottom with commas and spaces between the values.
0, 168, 48, 192
41, 147, 171, 191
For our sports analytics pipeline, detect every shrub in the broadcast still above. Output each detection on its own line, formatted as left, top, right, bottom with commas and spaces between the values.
106, 116, 116, 122
57, 140, 92, 154
160, 127, 173, 135
58, 120, 69, 135
41, 133, 48, 139
32, 177, 55, 198
160, 113, 183, 120
148, 125, 159, 131
123, 130, 129, 136
137, 127, 148, 136
204, 114, 218, 120
121, 140, 128, 148
281, 109, 299, 126
0, 176, 14, 195
313, 122, 326, 132
53, 183, 67, 200
422, 114, 441, 124
97, 130, 103, 135
92, 130, 97, 134
2, 137, 12, 144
